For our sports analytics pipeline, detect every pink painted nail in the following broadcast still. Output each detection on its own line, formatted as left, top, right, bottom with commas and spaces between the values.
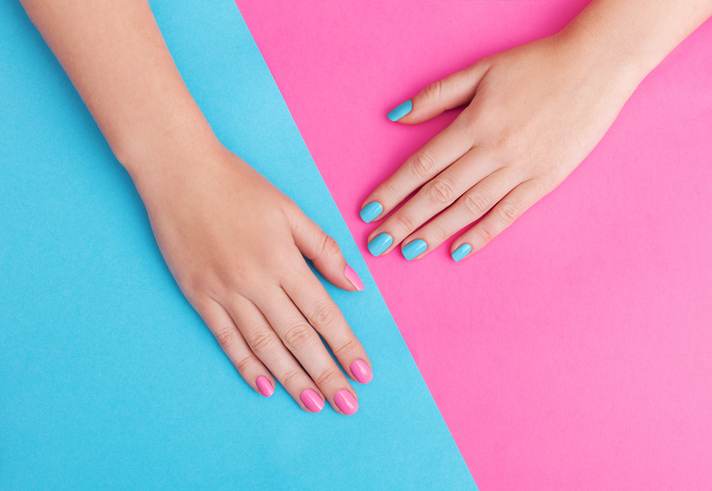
300, 389, 325, 413
255, 376, 274, 398
343, 264, 364, 291
350, 359, 373, 384
334, 389, 359, 415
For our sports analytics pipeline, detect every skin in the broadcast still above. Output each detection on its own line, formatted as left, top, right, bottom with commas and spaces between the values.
363, 0, 712, 261
21, 0, 371, 415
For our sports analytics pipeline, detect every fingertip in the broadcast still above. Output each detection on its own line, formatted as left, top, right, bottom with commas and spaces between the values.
349, 359, 373, 384
451, 243, 473, 262
359, 201, 384, 223
255, 375, 275, 398
300, 388, 325, 413
387, 99, 413, 122
334, 389, 359, 416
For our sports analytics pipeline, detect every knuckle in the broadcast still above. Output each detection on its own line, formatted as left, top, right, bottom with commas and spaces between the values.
247, 331, 278, 355
427, 178, 455, 204
308, 302, 337, 329
429, 222, 450, 243
234, 354, 253, 373
213, 326, 234, 350
462, 192, 490, 218
283, 323, 315, 351
314, 367, 340, 387
333, 338, 357, 358
394, 212, 415, 232
421, 79, 443, 104
318, 234, 340, 258
497, 201, 519, 224
478, 225, 495, 243
181, 273, 218, 299
281, 368, 302, 387
409, 151, 436, 179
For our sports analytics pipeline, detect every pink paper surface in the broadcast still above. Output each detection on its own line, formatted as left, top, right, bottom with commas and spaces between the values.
237, 1, 712, 488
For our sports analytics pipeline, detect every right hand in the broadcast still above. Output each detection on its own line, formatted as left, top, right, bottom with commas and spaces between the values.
131, 142, 372, 415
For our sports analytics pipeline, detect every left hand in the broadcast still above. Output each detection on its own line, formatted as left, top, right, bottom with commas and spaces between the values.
360, 33, 641, 262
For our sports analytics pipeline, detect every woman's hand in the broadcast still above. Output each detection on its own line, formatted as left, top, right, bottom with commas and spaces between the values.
133, 143, 371, 415
361, 32, 642, 262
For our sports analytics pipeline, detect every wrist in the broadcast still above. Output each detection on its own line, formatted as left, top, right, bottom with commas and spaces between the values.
556, 17, 652, 92
114, 116, 222, 184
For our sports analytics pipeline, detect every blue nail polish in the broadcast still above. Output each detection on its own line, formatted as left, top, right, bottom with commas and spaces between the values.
451, 243, 473, 262
367, 233, 394, 256
387, 99, 412, 122
402, 239, 427, 261
359, 201, 384, 223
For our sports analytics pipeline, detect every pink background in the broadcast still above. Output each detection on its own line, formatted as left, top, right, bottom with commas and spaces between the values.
237, 1, 712, 489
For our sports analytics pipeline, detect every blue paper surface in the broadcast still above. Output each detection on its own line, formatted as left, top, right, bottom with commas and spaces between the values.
0, 1, 475, 489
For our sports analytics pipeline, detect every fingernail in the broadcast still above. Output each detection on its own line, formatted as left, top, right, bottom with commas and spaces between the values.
256, 376, 274, 398
387, 99, 413, 122
367, 232, 393, 256
300, 389, 325, 413
344, 264, 364, 291
334, 389, 359, 415
359, 201, 383, 223
402, 239, 427, 261
350, 359, 373, 384
451, 243, 473, 262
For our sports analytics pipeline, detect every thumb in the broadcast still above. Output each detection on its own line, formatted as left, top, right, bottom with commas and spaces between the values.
287, 205, 364, 292
387, 61, 490, 124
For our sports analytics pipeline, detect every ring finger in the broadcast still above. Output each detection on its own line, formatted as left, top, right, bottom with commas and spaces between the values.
401, 168, 522, 259
228, 294, 326, 413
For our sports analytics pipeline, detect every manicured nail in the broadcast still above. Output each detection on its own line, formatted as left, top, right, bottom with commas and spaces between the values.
300, 389, 325, 413
401, 239, 427, 261
350, 359, 373, 384
387, 99, 413, 122
367, 232, 393, 256
255, 376, 274, 398
451, 243, 473, 262
344, 264, 364, 291
360, 201, 383, 223
334, 389, 359, 415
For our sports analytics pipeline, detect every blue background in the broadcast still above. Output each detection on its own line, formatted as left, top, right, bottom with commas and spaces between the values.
0, 1, 474, 489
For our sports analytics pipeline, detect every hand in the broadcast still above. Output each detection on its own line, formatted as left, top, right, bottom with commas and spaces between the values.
361, 33, 641, 262
132, 143, 371, 415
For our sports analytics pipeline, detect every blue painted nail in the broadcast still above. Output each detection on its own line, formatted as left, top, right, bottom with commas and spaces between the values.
359, 201, 383, 223
387, 99, 413, 122
367, 233, 393, 256
402, 239, 427, 261
451, 243, 473, 262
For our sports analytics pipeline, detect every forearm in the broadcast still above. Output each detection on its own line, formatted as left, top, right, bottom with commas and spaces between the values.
561, 0, 712, 82
20, 0, 218, 176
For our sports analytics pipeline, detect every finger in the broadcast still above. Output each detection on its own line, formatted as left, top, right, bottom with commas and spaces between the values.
192, 296, 275, 398
228, 294, 326, 413
402, 168, 522, 259
282, 262, 373, 385
287, 205, 364, 292
360, 113, 475, 224
257, 288, 359, 416
387, 62, 490, 124
365, 148, 498, 257
451, 179, 546, 261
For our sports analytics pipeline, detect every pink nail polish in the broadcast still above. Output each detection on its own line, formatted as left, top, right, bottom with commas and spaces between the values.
334, 389, 359, 415
343, 264, 364, 291
300, 389, 325, 412
350, 359, 373, 384
255, 376, 274, 398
